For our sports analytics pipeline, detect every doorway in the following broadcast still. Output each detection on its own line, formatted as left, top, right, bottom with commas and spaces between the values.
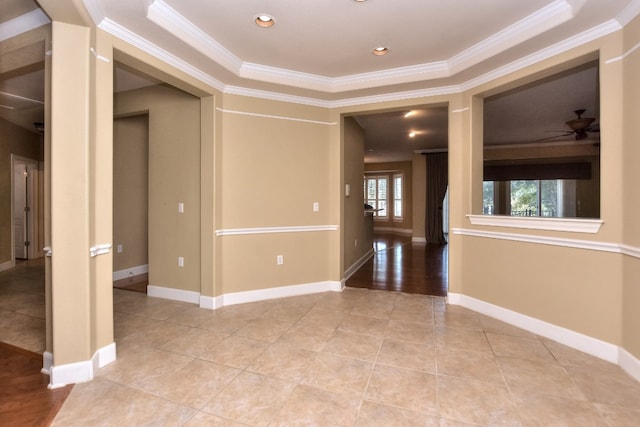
12, 155, 41, 261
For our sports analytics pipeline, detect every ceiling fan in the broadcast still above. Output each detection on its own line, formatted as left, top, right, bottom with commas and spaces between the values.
538, 109, 599, 141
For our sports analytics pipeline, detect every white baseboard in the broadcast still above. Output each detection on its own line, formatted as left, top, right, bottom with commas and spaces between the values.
222, 280, 343, 306
344, 248, 375, 280
198, 280, 343, 310
411, 237, 427, 243
148, 285, 200, 304
41, 351, 53, 375
0, 260, 15, 272
448, 293, 619, 364
48, 342, 116, 389
619, 347, 640, 383
112, 264, 148, 281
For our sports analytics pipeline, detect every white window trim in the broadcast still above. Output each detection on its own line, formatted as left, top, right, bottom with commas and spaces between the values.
466, 214, 603, 233
393, 173, 403, 222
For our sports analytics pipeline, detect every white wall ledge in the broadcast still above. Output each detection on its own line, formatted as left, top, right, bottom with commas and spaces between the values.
466, 214, 603, 233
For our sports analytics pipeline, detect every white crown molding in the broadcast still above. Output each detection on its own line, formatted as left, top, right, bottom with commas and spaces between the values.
465, 214, 603, 233
0, 8, 50, 43
449, 0, 585, 75
460, 19, 622, 93
146, 0, 243, 73
99, 18, 225, 92
82, 0, 105, 25
224, 85, 333, 108
616, 0, 640, 26
215, 225, 339, 237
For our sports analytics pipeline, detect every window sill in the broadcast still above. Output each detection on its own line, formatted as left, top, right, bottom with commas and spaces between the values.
466, 214, 603, 233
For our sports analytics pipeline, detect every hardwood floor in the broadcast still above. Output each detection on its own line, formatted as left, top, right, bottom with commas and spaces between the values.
346, 233, 448, 296
0, 342, 73, 426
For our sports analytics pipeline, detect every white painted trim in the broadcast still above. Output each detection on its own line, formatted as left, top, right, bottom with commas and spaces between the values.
48, 342, 116, 389
412, 237, 427, 243
0, 260, 15, 272
89, 243, 112, 257
41, 351, 53, 375
215, 108, 337, 125
199, 295, 223, 310
94, 342, 117, 369
605, 40, 640, 64
344, 248, 375, 280
619, 347, 640, 383
222, 281, 343, 307
0, 9, 50, 43
465, 214, 603, 233
447, 293, 619, 363
147, 285, 200, 304
616, 0, 640, 27
112, 264, 149, 281
216, 225, 339, 237
452, 227, 640, 258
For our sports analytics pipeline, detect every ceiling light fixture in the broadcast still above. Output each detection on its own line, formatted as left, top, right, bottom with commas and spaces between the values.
404, 111, 415, 118
372, 46, 389, 56
255, 14, 275, 28
409, 131, 416, 138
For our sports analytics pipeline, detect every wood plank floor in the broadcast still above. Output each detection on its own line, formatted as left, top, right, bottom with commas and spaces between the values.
346, 233, 448, 296
0, 342, 73, 427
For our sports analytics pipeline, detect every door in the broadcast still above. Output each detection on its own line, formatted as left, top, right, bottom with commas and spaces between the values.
13, 161, 27, 259
12, 157, 38, 260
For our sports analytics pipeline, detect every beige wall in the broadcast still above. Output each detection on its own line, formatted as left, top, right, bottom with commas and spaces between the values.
622, 15, 640, 359
449, 31, 629, 350
217, 94, 335, 294
33, 0, 640, 375
0, 118, 42, 264
113, 115, 149, 272
114, 85, 201, 293
365, 161, 413, 233
343, 117, 373, 273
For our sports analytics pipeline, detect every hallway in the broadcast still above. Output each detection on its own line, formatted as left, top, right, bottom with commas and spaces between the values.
346, 233, 448, 296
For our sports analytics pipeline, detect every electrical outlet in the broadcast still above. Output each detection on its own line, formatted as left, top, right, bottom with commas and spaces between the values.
117, 244, 123, 253
313, 202, 319, 212
178, 202, 184, 213
178, 256, 184, 267
277, 255, 284, 265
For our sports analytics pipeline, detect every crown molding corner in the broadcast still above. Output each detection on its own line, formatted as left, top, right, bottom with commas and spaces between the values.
100, 18, 225, 92
616, 0, 640, 26
0, 8, 50, 43
82, 0, 106, 26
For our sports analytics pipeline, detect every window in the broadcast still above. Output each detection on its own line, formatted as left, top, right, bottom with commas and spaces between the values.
484, 179, 576, 217
393, 174, 403, 220
364, 176, 388, 219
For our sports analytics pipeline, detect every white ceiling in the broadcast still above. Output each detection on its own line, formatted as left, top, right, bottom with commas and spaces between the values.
0, 0, 636, 160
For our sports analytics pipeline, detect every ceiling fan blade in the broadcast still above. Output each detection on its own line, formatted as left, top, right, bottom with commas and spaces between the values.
535, 132, 574, 142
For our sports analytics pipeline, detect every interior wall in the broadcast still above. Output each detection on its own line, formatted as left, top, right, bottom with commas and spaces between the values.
113, 115, 149, 273
622, 14, 640, 359
114, 85, 201, 293
0, 118, 42, 266
365, 161, 413, 233
343, 116, 372, 274
452, 31, 628, 348
217, 94, 334, 294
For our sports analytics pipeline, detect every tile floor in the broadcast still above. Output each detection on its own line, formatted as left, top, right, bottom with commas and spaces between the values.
2, 261, 640, 426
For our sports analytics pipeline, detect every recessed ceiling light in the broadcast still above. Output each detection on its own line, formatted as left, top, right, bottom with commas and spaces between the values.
372, 46, 389, 56
354, 0, 368, 2
255, 14, 275, 28
409, 131, 416, 138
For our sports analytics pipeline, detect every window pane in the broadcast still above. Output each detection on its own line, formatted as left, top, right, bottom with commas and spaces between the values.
394, 176, 402, 198
483, 181, 494, 215
378, 200, 387, 217
367, 179, 376, 199
378, 178, 387, 199
511, 180, 538, 216
394, 200, 402, 217
540, 180, 558, 217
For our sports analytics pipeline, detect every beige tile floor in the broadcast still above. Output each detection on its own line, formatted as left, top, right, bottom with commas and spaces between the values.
2, 261, 640, 426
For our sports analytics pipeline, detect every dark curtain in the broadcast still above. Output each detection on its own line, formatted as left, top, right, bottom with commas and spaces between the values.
425, 152, 448, 245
